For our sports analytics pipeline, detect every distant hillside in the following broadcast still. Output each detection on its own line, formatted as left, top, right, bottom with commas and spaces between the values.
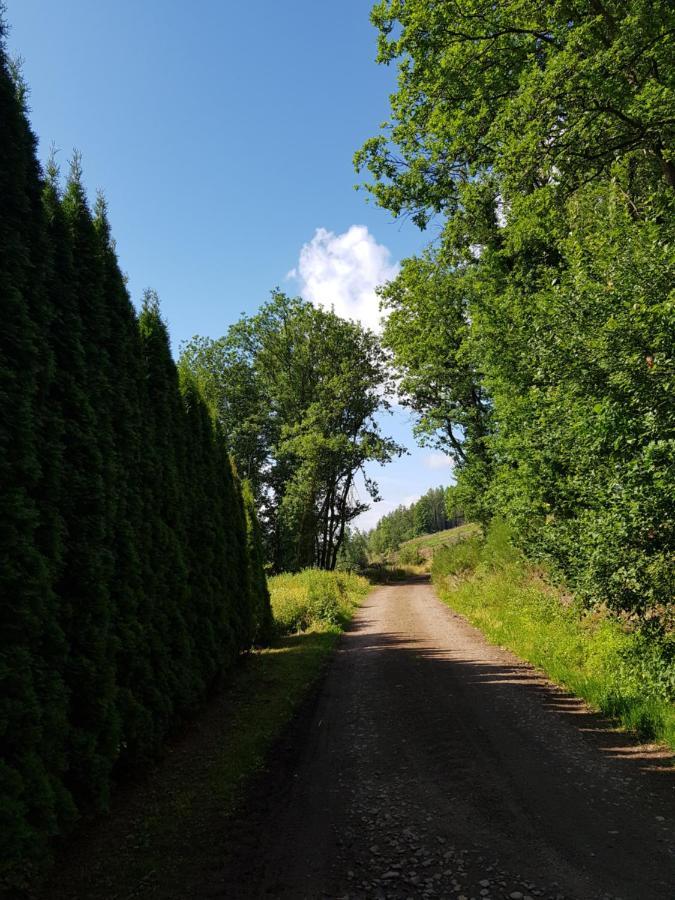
399, 524, 478, 555
391, 524, 479, 570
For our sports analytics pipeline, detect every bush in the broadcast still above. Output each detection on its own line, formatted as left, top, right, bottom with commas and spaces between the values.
430, 533, 483, 580
269, 569, 370, 634
335, 528, 369, 573
397, 544, 424, 566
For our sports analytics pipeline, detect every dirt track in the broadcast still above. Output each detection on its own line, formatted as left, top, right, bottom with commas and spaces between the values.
214, 578, 674, 900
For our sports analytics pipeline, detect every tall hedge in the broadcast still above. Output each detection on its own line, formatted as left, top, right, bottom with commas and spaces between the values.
0, 29, 270, 893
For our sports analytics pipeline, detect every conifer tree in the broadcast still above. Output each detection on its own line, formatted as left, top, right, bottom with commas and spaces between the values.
179, 370, 225, 698
31, 165, 71, 821
92, 195, 154, 767
58, 158, 119, 812
138, 290, 192, 736
222, 445, 257, 650
0, 39, 70, 882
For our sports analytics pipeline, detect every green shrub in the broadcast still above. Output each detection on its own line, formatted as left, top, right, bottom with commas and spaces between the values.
335, 528, 369, 573
269, 569, 369, 634
397, 544, 423, 566
430, 533, 483, 579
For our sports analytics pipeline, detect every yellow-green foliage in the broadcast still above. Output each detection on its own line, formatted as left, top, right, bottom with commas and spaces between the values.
432, 522, 675, 750
397, 544, 424, 566
400, 523, 479, 554
393, 524, 480, 570
269, 569, 370, 633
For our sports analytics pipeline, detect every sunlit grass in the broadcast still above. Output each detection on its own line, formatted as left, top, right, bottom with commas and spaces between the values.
269, 568, 370, 633
393, 524, 481, 571
399, 523, 480, 552
432, 522, 675, 752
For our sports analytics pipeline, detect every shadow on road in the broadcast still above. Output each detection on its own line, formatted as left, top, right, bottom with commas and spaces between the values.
339, 620, 674, 777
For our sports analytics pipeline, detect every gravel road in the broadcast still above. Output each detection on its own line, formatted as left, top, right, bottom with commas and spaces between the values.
215, 578, 674, 900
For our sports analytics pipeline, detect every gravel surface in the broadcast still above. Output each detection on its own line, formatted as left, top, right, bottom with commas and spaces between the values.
214, 578, 674, 900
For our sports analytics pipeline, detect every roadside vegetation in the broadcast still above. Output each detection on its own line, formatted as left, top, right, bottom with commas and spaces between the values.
187, 568, 369, 821
357, 0, 674, 630
36, 570, 369, 899
430, 524, 675, 752
269, 569, 370, 633
2, 0, 674, 895
1, 35, 273, 892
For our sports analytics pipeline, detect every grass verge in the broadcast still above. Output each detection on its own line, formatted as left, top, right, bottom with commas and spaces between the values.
41, 570, 369, 899
431, 522, 675, 752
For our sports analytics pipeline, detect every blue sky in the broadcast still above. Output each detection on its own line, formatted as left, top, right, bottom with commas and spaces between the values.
6, 0, 453, 528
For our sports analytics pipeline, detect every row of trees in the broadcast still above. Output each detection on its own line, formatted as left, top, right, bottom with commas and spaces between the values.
181, 293, 402, 573
356, 0, 674, 621
367, 485, 462, 556
0, 34, 269, 891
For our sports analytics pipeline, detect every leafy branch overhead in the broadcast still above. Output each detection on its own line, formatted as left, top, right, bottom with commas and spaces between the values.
356, 0, 675, 228
356, 0, 675, 619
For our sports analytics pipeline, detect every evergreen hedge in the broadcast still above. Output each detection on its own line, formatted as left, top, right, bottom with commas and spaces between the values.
0, 31, 269, 893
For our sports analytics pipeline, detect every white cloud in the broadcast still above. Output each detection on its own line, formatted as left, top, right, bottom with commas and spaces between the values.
291, 225, 399, 331
424, 452, 454, 471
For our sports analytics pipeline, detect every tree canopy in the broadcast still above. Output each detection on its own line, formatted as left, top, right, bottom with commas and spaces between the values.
356, 0, 675, 224
356, 0, 675, 619
181, 291, 402, 572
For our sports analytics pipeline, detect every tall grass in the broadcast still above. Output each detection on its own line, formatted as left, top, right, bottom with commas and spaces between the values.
269, 568, 370, 634
432, 521, 675, 750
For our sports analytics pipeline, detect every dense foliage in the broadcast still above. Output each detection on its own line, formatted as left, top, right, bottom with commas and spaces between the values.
268, 569, 370, 634
181, 293, 402, 573
0, 35, 268, 892
335, 527, 370, 572
367, 485, 463, 556
357, 0, 675, 620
